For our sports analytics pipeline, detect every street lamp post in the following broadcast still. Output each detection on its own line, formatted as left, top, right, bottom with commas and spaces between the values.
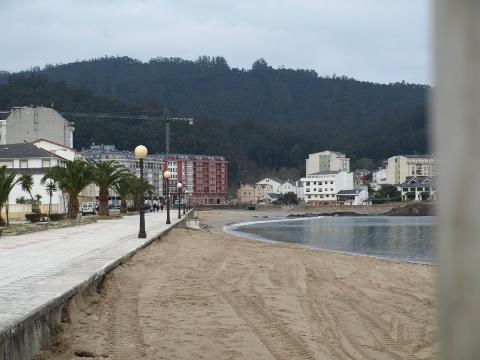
135, 145, 148, 238
177, 182, 183, 219
164, 170, 171, 224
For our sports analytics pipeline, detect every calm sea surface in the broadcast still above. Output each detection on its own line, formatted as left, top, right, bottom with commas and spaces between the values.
225, 216, 435, 264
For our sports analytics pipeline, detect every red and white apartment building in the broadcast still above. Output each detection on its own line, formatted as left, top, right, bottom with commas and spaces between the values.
164, 154, 228, 205
83, 145, 228, 206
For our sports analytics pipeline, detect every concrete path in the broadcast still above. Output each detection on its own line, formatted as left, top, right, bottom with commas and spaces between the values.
0, 211, 183, 335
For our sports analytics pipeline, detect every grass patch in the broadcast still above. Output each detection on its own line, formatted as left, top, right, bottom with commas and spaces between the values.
2, 217, 98, 236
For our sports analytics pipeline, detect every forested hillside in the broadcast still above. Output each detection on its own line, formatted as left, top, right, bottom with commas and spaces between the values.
0, 56, 429, 184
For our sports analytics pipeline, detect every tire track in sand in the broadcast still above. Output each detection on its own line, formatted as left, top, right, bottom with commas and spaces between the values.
104, 265, 148, 359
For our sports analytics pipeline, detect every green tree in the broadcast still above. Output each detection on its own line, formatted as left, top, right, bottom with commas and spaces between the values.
42, 160, 94, 219
91, 160, 130, 216
44, 181, 57, 218
112, 174, 136, 214
375, 184, 401, 200
18, 173, 40, 214
131, 177, 155, 210
0, 166, 19, 226
278, 192, 298, 205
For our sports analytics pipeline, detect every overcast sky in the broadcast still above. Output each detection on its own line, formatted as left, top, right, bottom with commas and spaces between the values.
0, 0, 430, 84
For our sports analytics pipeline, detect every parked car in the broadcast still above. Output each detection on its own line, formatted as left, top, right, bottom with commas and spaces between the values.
81, 202, 97, 215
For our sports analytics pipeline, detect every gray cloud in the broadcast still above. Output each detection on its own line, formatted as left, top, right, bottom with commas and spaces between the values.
0, 0, 430, 84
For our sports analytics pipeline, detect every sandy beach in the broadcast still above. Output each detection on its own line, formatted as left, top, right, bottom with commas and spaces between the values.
35, 209, 437, 360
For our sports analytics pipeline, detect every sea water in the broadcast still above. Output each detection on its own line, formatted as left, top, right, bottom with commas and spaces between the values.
225, 216, 434, 264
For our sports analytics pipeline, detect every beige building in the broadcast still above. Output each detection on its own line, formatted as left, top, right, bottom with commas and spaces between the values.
237, 184, 256, 204
386, 155, 437, 184
0, 106, 74, 147
237, 182, 276, 204
306, 150, 350, 175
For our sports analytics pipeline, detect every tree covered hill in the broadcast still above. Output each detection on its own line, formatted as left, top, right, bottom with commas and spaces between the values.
0, 56, 429, 184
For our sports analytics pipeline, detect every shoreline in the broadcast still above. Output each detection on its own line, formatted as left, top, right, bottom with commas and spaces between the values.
203, 209, 435, 266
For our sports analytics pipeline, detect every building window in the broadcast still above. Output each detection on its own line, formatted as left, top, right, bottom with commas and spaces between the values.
20, 160, 28, 168
42, 160, 51, 168
0, 161, 13, 168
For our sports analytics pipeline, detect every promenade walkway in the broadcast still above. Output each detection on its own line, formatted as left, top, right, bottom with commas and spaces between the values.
0, 211, 183, 357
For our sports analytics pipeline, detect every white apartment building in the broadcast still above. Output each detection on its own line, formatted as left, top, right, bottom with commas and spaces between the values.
0, 106, 74, 147
305, 150, 350, 175
301, 170, 353, 205
386, 155, 437, 184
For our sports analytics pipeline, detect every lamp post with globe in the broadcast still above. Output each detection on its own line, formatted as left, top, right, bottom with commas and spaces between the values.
163, 170, 171, 225
134, 145, 148, 238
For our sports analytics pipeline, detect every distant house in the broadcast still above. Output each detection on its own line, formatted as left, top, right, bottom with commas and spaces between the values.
336, 188, 369, 205
301, 170, 353, 205
371, 168, 387, 191
354, 169, 371, 185
262, 193, 281, 204
278, 181, 296, 195
398, 177, 436, 201
256, 177, 283, 194
237, 183, 256, 204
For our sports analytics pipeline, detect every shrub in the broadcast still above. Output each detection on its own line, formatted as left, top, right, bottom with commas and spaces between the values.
127, 206, 138, 212
25, 213, 43, 223
48, 213, 65, 221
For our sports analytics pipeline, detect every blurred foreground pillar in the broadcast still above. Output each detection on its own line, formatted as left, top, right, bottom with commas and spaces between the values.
434, 0, 480, 359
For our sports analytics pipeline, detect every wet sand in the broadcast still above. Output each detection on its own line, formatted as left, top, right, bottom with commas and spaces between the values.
35, 209, 437, 360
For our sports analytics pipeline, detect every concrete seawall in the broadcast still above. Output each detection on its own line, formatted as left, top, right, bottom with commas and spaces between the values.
0, 212, 190, 360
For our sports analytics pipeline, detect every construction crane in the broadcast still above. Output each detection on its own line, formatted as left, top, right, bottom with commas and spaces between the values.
60, 112, 194, 155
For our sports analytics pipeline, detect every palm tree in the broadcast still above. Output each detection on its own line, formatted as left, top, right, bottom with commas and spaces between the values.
42, 160, 94, 219
18, 173, 39, 213
131, 177, 155, 211
112, 174, 136, 214
0, 165, 19, 226
91, 161, 130, 216
44, 181, 57, 218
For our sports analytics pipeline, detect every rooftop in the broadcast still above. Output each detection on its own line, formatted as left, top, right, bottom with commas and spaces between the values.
337, 189, 363, 195
0, 111, 10, 120
308, 170, 341, 176
82, 145, 226, 161
0, 143, 57, 159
